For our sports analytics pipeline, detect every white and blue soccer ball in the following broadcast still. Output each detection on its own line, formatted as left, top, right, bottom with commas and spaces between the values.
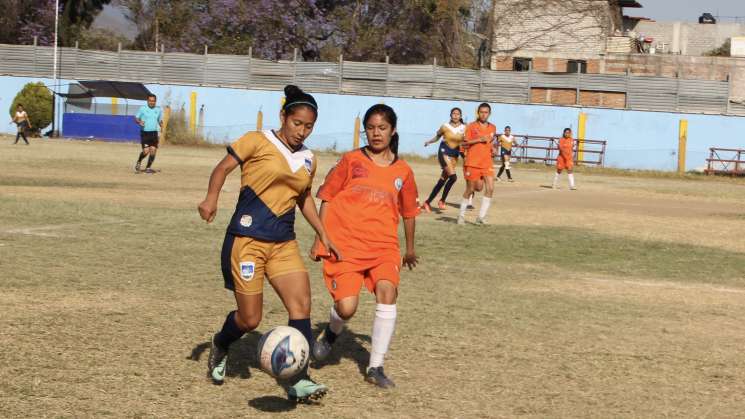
257, 326, 309, 380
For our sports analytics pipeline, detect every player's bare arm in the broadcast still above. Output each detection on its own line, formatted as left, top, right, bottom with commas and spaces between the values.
198, 155, 238, 223
402, 216, 418, 270
298, 191, 341, 261
424, 128, 443, 146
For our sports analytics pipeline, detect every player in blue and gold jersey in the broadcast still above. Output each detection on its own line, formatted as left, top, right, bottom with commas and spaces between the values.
421, 107, 465, 211
197, 85, 339, 402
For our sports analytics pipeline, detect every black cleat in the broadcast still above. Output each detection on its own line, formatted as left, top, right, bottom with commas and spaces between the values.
365, 366, 395, 389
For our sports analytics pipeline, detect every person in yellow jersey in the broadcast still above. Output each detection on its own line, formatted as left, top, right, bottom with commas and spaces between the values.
197, 85, 340, 403
496, 126, 516, 182
421, 107, 466, 211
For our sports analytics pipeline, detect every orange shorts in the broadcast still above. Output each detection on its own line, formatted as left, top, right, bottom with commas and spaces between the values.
464, 166, 494, 181
556, 154, 574, 170
322, 257, 401, 302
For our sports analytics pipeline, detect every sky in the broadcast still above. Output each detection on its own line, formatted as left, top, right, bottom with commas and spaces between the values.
632, 0, 745, 23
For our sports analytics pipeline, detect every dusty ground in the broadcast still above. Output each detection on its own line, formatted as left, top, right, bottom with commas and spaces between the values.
1, 138, 744, 418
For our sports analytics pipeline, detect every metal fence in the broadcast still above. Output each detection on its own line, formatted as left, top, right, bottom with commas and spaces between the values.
0, 43, 737, 116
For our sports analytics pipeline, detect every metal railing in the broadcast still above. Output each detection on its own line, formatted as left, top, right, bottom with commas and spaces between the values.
705, 147, 745, 175
0, 43, 734, 116
508, 135, 606, 166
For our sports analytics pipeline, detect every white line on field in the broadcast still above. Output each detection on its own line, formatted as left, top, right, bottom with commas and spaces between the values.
1, 219, 129, 238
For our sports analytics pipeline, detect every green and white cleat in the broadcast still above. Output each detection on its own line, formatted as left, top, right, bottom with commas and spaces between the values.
475, 217, 488, 225
207, 335, 228, 385
287, 378, 328, 403
456, 216, 466, 225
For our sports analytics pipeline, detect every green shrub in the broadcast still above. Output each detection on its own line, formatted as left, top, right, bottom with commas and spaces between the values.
9, 82, 53, 136
164, 104, 209, 146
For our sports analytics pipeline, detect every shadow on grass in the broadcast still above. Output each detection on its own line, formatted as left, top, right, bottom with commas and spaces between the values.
187, 331, 262, 380
247, 396, 297, 412
310, 323, 371, 377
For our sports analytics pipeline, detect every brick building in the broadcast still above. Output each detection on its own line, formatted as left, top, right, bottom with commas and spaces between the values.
489, 0, 745, 108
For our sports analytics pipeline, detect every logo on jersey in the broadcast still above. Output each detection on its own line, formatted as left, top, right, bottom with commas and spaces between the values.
331, 280, 337, 290
394, 177, 403, 191
239, 261, 255, 281
351, 161, 369, 179
240, 215, 253, 228
304, 158, 313, 174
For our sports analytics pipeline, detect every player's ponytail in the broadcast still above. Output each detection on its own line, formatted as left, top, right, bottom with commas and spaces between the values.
390, 132, 400, 155
282, 84, 318, 117
363, 104, 399, 156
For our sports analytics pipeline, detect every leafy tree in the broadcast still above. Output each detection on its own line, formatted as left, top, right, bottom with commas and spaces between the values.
0, 0, 110, 47
59, 0, 112, 46
9, 82, 53, 136
0, 0, 57, 45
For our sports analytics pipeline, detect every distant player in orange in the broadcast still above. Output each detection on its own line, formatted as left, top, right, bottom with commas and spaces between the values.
310, 104, 419, 389
457, 103, 496, 225
553, 127, 577, 190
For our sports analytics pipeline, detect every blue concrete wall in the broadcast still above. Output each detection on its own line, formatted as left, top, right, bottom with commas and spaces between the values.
2, 75, 744, 171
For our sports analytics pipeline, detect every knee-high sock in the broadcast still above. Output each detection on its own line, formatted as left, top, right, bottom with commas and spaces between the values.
552, 173, 560, 188
468, 193, 474, 206
214, 311, 246, 350
568, 173, 576, 188
288, 318, 314, 352
369, 304, 397, 369
146, 154, 156, 168
325, 305, 346, 344
441, 174, 457, 202
497, 166, 505, 178
459, 197, 469, 218
506, 169, 512, 180
137, 151, 147, 164
288, 318, 313, 378
478, 197, 492, 219
425, 178, 446, 204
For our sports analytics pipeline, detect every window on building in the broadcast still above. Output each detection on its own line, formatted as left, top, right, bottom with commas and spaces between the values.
513, 57, 532, 72
567, 60, 587, 74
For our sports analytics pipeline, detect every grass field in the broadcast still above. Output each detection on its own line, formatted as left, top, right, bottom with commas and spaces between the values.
1, 137, 745, 418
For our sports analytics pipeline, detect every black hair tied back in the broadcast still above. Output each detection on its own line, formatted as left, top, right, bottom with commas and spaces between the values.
283, 85, 318, 116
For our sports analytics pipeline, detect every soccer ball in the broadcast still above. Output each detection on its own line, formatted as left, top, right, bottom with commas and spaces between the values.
256, 326, 309, 380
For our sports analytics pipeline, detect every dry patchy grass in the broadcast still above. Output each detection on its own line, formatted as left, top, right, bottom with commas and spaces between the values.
1, 138, 744, 418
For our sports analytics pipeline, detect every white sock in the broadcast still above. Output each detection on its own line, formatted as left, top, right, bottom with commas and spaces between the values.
478, 197, 492, 219
468, 194, 473, 206
459, 198, 468, 218
568, 174, 576, 188
329, 305, 346, 335
369, 303, 397, 369
552, 173, 559, 188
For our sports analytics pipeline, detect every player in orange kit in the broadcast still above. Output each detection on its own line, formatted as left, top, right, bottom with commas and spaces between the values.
457, 103, 496, 225
552, 128, 577, 190
310, 104, 419, 389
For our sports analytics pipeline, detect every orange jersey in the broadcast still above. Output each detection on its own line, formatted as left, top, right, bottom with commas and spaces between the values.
317, 148, 419, 261
464, 121, 496, 169
559, 137, 574, 157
